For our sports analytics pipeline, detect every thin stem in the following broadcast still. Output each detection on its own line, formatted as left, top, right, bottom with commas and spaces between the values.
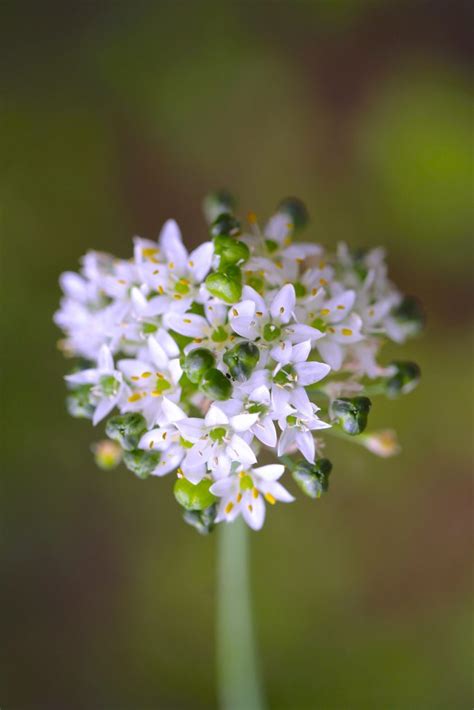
217, 519, 265, 710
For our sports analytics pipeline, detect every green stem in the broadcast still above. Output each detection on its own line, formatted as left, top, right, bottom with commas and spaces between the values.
217, 519, 265, 710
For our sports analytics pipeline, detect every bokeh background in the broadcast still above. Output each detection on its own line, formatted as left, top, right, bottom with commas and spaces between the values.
1, 1, 472, 708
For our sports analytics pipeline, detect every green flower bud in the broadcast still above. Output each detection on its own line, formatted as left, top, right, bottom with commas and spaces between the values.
182, 504, 217, 535
277, 197, 309, 231
331, 397, 372, 435
392, 296, 425, 336
210, 213, 241, 238
223, 342, 260, 381
183, 348, 216, 384
205, 266, 242, 303
174, 478, 217, 511
123, 448, 161, 479
200, 368, 232, 400
66, 384, 94, 419
105, 412, 147, 451
292, 458, 332, 498
203, 190, 236, 223
91, 440, 123, 470
385, 361, 421, 397
213, 234, 250, 267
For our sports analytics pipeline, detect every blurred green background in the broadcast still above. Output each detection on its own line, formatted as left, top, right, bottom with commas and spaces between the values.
1, 1, 472, 708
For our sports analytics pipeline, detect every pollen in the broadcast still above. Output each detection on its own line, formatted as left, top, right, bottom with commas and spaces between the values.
236, 493, 242, 503
232, 308, 239, 316
342, 328, 353, 336
248, 504, 253, 512
337, 305, 345, 310
157, 285, 164, 295
183, 318, 192, 324
149, 440, 154, 449
141, 371, 152, 378
319, 278, 328, 286
256, 311, 263, 317
188, 260, 194, 268
265, 493, 276, 505
311, 288, 318, 296
252, 487, 259, 499
168, 262, 175, 269
225, 502, 234, 514
131, 376, 140, 381
117, 279, 127, 285
128, 393, 142, 403
320, 308, 330, 316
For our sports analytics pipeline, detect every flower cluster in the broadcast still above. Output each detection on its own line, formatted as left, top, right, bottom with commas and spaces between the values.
55, 192, 422, 532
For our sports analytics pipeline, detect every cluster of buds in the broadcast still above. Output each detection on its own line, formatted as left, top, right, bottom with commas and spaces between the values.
55, 192, 422, 532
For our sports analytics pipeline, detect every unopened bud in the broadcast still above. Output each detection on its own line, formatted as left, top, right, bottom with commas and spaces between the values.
210, 213, 241, 238
213, 234, 250, 267
331, 396, 371, 435
123, 448, 161, 479
200, 368, 232, 400
223, 341, 260, 381
203, 190, 236, 223
205, 265, 242, 303
292, 458, 332, 498
277, 197, 309, 231
174, 478, 217, 511
183, 348, 215, 384
182, 504, 217, 534
386, 361, 421, 397
392, 296, 425, 336
66, 384, 94, 419
105, 412, 147, 451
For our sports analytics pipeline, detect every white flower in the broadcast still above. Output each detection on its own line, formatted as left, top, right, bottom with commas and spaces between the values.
175, 404, 258, 484
210, 464, 294, 530
65, 345, 126, 425
277, 403, 331, 463
118, 334, 182, 427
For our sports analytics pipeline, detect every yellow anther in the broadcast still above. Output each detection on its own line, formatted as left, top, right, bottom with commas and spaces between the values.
319, 278, 328, 286
188, 260, 195, 267
141, 371, 152, 378
153, 269, 160, 275
232, 308, 239, 316
337, 305, 345, 310
236, 493, 243, 503
275, 261, 283, 270
256, 311, 263, 317
183, 318, 192, 323
157, 285, 164, 295
168, 262, 175, 269
225, 502, 234, 514
162, 432, 167, 440
252, 487, 259, 499
131, 376, 140, 382
128, 393, 142, 403
319, 260, 326, 269
327, 326, 335, 333
265, 493, 276, 505
342, 328, 353, 336
320, 308, 330, 316
173, 294, 182, 300
311, 288, 318, 296
149, 440, 154, 449
143, 248, 158, 259
280, 306, 285, 314
150, 390, 162, 397
117, 279, 126, 285
248, 504, 253, 512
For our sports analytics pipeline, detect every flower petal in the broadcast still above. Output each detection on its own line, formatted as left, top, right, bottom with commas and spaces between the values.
294, 361, 331, 386
270, 284, 296, 324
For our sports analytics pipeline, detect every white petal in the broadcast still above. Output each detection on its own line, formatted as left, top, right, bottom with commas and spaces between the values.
271, 386, 290, 413
270, 341, 292, 365
270, 284, 296, 324
181, 464, 206, 484
152, 446, 184, 476
277, 427, 296, 456
98, 344, 114, 371
93, 397, 117, 425
165, 312, 208, 338
205, 405, 229, 427
290, 340, 311, 363
159, 219, 188, 270
117, 359, 152, 381
175, 418, 206, 441
286, 323, 324, 344
296, 430, 315, 463
227, 435, 257, 466
252, 463, 284, 481
138, 428, 169, 450
316, 339, 344, 370
147, 336, 169, 369
323, 290, 356, 323
210, 478, 235, 497
229, 316, 259, 340
230, 412, 259, 432
241, 286, 267, 313
156, 328, 180, 358
294, 361, 331, 386
188, 242, 214, 282
262, 480, 295, 502
290, 387, 313, 416
161, 396, 186, 423
65, 369, 98, 385
253, 416, 277, 448
242, 494, 266, 530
